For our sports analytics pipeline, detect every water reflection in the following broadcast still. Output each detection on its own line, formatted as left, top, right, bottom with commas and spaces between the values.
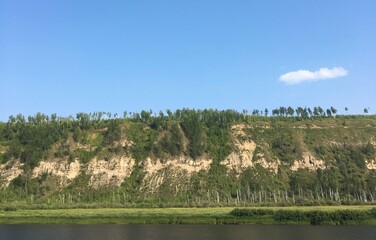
0, 224, 375, 240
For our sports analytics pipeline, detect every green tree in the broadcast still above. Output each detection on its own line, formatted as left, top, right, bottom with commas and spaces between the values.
330, 106, 337, 115
287, 106, 294, 117
180, 111, 206, 159
326, 109, 332, 117
313, 107, 319, 117
279, 107, 287, 116
252, 109, 260, 116
103, 120, 122, 146
317, 107, 324, 116
140, 110, 151, 123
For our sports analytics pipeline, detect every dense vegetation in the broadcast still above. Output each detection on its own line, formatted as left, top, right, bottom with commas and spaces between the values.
0, 206, 375, 225
0, 108, 375, 208
230, 207, 376, 225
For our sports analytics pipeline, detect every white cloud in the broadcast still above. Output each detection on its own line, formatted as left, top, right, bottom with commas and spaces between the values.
279, 67, 348, 85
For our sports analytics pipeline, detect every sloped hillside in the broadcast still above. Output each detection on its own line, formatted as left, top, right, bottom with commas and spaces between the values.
0, 109, 375, 207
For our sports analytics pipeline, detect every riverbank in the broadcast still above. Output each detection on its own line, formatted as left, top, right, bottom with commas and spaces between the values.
0, 206, 375, 225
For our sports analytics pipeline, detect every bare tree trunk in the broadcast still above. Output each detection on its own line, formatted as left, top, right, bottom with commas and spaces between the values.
335, 189, 340, 202
259, 191, 262, 203
285, 189, 288, 202
273, 190, 277, 203
329, 188, 333, 200
369, 190, 374, 203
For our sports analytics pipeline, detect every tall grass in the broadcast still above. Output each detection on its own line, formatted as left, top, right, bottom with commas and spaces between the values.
0, 206, 375, 225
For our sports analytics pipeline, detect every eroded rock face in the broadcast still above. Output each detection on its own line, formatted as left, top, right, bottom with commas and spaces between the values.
222, 139, 257, 173
87, 156, 135, 188
141, 156, 212, 193
366, 159, 376, 170
1, 122, 374, 191
32, 159, 80, 186
291, 153, 325, 171
224, 125, 279, 173
222, 125, 257, 173
143, 156, 211, 176
0, 160, 23, 187
253, 153, 280, 173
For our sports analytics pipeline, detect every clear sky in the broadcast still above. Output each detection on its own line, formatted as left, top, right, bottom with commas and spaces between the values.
1, 0, 375, 121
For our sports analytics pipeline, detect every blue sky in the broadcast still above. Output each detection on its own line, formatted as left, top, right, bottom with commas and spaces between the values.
1, 0, 375, 121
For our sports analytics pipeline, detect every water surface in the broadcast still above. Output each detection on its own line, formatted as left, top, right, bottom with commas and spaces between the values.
0, 224, 375, 240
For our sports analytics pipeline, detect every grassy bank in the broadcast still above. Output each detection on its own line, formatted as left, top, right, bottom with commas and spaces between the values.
0, 206, 375, 225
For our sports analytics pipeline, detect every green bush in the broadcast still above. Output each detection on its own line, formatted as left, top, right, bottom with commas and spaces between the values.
230, 208, 274, 217
330, 210, 367, 223
274, 210, 368, 225
274, 210, 308, 222
370, 208, 376, 217
3, 206, 17, 211
73, 149, 96, 164
103, 120, 121, 146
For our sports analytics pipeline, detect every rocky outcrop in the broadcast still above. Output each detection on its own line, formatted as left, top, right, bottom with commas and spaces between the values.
222, 140, 256, 173
224, 125, 280, 173
253, 153, 280, 173
222, 125, 257, 173
366, 159, 376, 170
0, 160, 24, 187
141, 156, 212, 192
291, 153, 325, 171
87, 156, 135, 188
32, 159, 80, 186
143, 156, 212, 176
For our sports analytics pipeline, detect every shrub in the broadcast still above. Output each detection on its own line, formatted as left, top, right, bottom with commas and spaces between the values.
274, 210, 368, 225
274, 210, 308, 222
230, 208, 274, 217
74, 149, 95, 164
370, 208, 376, 217
3, 206, 17, 211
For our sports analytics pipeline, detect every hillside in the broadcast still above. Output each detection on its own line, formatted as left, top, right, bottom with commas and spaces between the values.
0, 109, 376, 207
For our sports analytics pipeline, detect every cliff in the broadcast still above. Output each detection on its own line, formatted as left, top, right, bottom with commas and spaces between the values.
0, 110, 375, 206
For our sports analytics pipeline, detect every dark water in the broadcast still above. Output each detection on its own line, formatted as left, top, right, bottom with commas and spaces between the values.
0, 224, 375, 240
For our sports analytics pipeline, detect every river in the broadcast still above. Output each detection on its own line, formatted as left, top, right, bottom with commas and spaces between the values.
0, 224, 375, 240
